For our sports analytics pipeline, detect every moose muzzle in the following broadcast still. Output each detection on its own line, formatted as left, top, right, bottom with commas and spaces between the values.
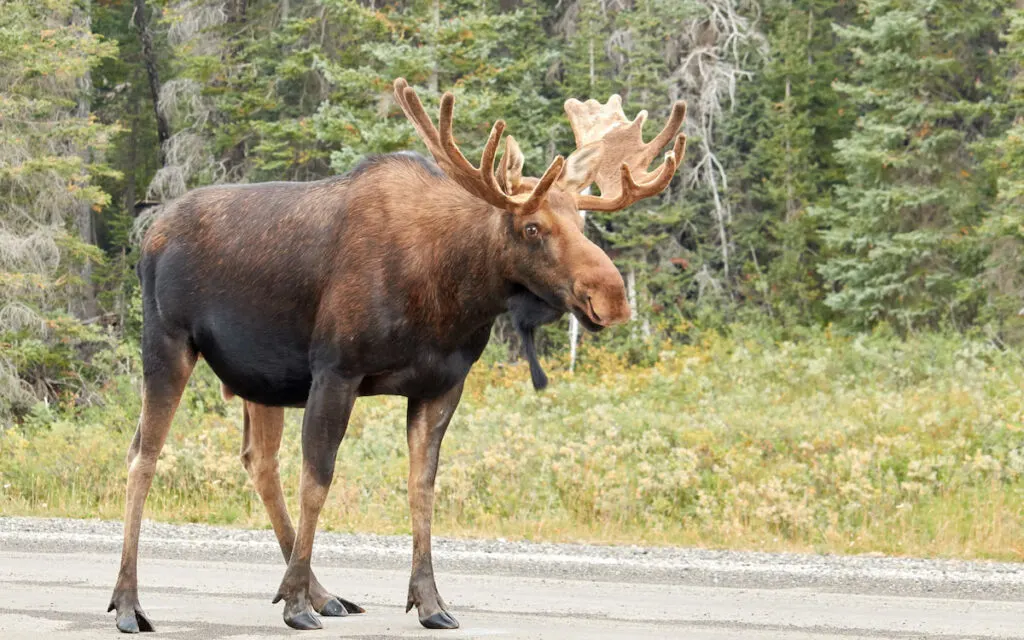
571, 257, 631, 329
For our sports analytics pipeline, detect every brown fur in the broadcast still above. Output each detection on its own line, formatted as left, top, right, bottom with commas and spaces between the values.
108, 77, 686, 635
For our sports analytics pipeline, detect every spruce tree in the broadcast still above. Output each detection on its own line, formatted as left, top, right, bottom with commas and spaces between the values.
0, 0, 119, 414
817, 0, 1003, 331
980, 8, 1024, 341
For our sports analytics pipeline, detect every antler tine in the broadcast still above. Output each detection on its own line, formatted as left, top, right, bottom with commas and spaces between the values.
437, 92, 507, 192
644, 101, 687, 162
437, 92, 516, 209
671, 132, 687, 166
431, 86, 562, 213
577, 132, 685, 212
517, 156, 566, 214
394, 79, 440, 151
438, 93, 482, 177
479, 120, 506, 195
394, 78, 564, 214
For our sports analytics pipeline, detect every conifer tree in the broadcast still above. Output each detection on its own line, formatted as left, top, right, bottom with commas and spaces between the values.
980, 8, 1024, 341
816, 0, 1003, 331
0, 0, 119, 414
726, 0, 857, 323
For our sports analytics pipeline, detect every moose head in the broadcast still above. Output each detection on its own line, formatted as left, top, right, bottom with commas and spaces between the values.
393, 78, 687, 334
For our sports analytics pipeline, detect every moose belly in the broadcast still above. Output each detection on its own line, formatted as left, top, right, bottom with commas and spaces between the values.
204, 347, 476, 404
192, 317, 313, 407
191, 309, 491, 404
358, 358, 469, 399
357, 330, 492, 399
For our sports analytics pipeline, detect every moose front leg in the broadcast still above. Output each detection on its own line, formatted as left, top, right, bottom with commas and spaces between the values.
239, 401, 363, 617
405, 382, 464, 629
272, 370, 359, 630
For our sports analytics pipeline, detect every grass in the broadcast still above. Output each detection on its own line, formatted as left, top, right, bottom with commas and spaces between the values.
1, 326, 1023, 561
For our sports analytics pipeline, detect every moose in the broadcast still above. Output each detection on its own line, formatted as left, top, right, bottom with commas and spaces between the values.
108, 78, 686, 633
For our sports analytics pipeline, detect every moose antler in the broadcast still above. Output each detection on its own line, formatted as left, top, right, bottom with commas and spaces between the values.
393, 78, 564, 215
564, 94, 687, 212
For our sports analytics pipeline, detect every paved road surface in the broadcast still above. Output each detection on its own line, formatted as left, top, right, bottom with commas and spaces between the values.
1, 517, 1021, 639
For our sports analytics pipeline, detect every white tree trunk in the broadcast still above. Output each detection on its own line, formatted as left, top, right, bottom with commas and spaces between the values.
627, 266, 637, 338
569, 212, 584, 373
569, 187, 592, 373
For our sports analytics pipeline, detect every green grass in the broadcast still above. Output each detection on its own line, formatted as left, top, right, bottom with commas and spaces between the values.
2, 327, 1023, 560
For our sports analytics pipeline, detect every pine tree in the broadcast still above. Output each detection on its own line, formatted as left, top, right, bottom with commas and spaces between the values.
314, 0, 558, 174
816, 0, 1003, 331
980, 8, 1024, 342
725, 0, 857, 324
0, 0, 119, 415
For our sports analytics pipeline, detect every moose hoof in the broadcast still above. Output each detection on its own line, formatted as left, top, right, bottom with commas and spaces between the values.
113, 607, 155, 634
317, 596, 364, 617
108, 594, 155, 634
284, 610, 322, 631
420, 611, 460, 630
318, 597, 346, 617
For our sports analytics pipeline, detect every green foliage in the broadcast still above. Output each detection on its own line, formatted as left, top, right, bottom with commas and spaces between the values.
3, 329, 1022, 559
3, 1, 1024, 561
723, 0, 858, 324
313, 0, 560, 174
815, 0, 1003, 332
978, 9, 1024, 342
3, 0, 1024, 417
0, 0, 120, 418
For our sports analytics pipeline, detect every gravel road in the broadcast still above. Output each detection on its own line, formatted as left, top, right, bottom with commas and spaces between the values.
1, 516, 1021, 639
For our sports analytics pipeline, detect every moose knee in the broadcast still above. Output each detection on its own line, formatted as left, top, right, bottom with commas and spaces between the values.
124, 428, 143, 468
241, 448, 280, 483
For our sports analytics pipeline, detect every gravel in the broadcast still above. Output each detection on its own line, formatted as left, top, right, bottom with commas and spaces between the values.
1, 516, 1021, 601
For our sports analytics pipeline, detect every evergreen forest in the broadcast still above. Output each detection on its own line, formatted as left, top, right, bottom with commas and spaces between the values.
2, 0, 1023, 416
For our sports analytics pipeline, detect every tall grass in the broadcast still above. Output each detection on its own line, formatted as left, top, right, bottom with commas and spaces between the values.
2, 327, 1022, 560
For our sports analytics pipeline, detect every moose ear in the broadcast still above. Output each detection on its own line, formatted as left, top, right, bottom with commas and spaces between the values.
498, 136, 525, 193
557, 145, 601, 193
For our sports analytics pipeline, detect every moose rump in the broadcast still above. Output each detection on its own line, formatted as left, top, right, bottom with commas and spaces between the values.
138, 182, 326, 406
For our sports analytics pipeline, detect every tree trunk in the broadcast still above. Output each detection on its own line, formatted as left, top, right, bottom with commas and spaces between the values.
228, 0, 248, 24
704, 138, 730, 282
124, 99, 139, 214
224, 0, 250, 178
627, 266, 638, 338
72, 2, 99, 319
569, 207, 585, 373
784, 75, 796, 222
132, 0, 170, 166
428, 0, 440, 93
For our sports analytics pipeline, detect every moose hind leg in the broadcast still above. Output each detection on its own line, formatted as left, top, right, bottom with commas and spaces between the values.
239, 400, 363, 617
406, 383, 464, 630
108, 331, 196, 633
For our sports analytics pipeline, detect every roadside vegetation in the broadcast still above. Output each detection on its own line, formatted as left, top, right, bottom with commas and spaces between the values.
3, 326, 1021, 561
3, 0, 1024, 563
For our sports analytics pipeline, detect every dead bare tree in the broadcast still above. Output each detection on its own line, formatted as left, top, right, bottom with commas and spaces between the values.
672, 0, 766, 286
132, 0, 171, 165
147, 1, 226, 201
557, 0, 765, 298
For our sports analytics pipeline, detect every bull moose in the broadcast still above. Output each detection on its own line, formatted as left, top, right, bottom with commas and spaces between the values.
108, 78, 686, 633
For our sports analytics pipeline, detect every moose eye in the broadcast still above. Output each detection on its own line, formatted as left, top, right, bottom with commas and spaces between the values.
524, 223, 541, 238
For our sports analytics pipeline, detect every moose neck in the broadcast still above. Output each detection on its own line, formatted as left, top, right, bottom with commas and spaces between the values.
398, 180, 515, 341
